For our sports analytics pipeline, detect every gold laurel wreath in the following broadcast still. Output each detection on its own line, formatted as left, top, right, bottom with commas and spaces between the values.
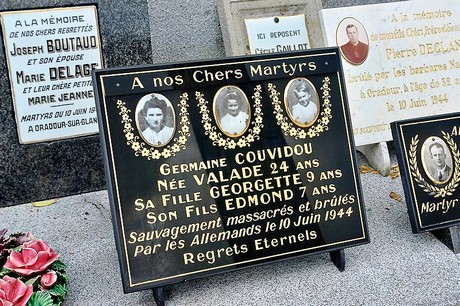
268, 77, 332, 139
116, 93, 190, 160
409, 132, 460, 198
196, 85, 263, 149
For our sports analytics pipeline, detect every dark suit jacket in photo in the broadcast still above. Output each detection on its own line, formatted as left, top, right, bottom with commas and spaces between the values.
428, 164, 452, 183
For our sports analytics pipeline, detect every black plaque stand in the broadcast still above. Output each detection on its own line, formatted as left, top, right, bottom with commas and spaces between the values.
151, 250, 345, 305
153, 287, 164, 306
150, 251, 346, 305
449, 226, 460, 254
329, 249, 345, 271
432, 226, 460, 254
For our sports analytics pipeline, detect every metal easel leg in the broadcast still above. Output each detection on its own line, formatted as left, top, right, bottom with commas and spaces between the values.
152, 287, 164, 306
329, 249, 345, 272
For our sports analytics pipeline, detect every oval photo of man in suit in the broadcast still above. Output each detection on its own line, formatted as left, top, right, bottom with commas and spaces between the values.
421, 136, 453, 185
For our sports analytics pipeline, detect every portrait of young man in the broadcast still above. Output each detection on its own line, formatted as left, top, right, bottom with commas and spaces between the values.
284, 78, 319, 127
135, 93, 175, 147
336, 17, 369, 65
213, 86, 250, 137
422, 137, 453, 185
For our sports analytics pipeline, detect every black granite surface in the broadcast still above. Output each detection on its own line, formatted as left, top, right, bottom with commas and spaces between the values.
0, 0, 152, 206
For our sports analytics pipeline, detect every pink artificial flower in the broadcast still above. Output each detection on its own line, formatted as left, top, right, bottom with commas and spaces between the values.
4, 239, 60, 276
0, 275, 33, 306
40, 271, 57, 289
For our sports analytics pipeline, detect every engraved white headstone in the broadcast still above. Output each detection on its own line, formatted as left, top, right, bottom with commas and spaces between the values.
0, 6, 103, 144
245, 15, 310, 55
320, 0, 460, 146
217, 0, 323, 56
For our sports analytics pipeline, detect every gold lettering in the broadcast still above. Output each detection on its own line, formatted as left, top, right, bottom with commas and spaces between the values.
131, 77, 144, 89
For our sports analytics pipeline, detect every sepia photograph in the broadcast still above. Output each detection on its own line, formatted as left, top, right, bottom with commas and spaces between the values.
336, 17, 369, 65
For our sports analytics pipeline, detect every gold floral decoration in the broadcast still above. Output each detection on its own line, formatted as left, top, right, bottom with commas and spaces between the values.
409, 132, 460, 198
196, 85, 263, 149
269, 77, 332, 139
116, 93, 190, 160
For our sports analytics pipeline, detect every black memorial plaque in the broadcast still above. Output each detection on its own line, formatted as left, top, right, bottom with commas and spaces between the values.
392, 113, 460, 233
93, 48, 369, 292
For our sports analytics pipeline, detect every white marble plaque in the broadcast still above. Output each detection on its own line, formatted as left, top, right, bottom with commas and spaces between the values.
217, 0, 323, 56
245, 15, 310, 55
0, 6, 103, 144
320, 0, 460, 146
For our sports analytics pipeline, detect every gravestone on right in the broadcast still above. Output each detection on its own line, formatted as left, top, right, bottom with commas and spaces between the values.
320, 0, 460, 174
320, 0, 460, 147
391, 113, 460, 233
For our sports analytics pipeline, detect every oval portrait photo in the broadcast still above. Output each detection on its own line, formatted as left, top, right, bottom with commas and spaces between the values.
213, 86, 250, 137
336, 17, 369, 65
421, 136, 453, 185
284, 78, 319, 127
135, 93, 175, 147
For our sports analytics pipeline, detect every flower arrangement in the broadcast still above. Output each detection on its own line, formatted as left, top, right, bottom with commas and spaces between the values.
0, 229, 68, 306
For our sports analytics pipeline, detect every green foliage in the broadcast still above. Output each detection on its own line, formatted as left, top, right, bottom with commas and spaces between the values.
26, 292, 53, 306
0, 267, 9, 276
25, 275, 40, 285
47, 283, 67, 297
51, 260, 67, 272
10, 245, 23, 252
